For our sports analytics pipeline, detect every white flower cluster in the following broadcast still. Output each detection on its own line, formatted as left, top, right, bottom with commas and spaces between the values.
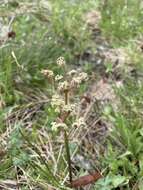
41, 57, 88, 91
51, 94, 77, 115
62, 103, 77, 115
41, 69, 54, 78
58, 81, 70, 92
57, 57, 66, 67
72, 117, 86, 128
41, 57, 88, 133
55, 74, 63, 81
57, 71, 88, 92
68, 69, 77, 76
70, 72, 88, 88
51, 94, 64, 112
51, 122, 68, 132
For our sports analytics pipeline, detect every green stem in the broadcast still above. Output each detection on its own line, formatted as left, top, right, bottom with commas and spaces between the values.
64, 90, 72, 184
64, 90, 68, 105
64, 130, 72, 184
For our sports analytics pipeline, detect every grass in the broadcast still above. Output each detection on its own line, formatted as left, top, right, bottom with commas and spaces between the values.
99, 0, 143, 45
100, 76, 143, 189
0, 0, 143, 189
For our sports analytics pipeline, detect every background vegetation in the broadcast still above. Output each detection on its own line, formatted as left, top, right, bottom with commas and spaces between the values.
0, 0, 143, 189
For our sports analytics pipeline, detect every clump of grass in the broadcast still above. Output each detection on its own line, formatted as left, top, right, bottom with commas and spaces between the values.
97, 71, 143, 189
99, 0, 143, 45
0, 0, 96, 106
1, 57, 89, 189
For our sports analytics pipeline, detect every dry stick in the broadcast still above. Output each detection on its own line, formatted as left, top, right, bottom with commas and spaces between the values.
69, 172, 102, 188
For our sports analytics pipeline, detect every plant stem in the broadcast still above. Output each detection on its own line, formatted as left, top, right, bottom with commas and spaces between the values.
64, 130, 72, 184
64, 90, 68, 105
64, 90, 72, 184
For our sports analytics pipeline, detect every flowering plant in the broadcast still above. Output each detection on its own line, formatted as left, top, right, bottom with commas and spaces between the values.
41, 57, 88, 185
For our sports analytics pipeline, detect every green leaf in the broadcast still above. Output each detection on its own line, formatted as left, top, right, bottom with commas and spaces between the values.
140, 128, 143, 137
139, 178, 143, 190
112, 175, 126, 188
118, 151, 132, 158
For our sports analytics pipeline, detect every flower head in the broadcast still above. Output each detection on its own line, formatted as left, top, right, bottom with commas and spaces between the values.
72, 117, 86, 128
58, 81, 70, 92
51, 94, 64, 112
68, 70, 77, 76
78, 72, 88, 81
57, 57, 66, 67
51, 122, 68, 132
55, 74, 63, 81
70, 77, 81, 88
41, 69, 54, 78
70, 72, 88, 88
62, 103, 76, 114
